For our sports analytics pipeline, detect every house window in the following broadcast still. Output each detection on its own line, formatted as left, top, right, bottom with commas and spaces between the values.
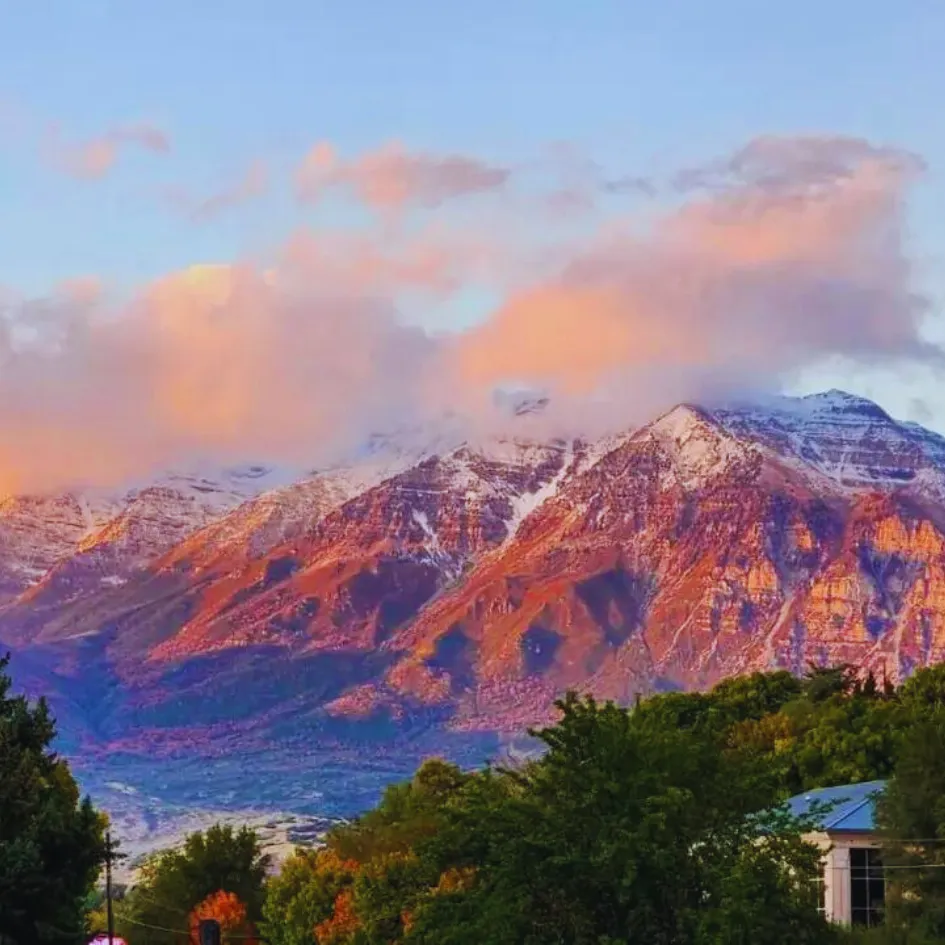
850, 847, 884, 927
812, 871, 826, 917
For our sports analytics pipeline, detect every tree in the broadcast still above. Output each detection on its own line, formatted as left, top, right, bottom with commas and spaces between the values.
877, 707, 945, 940
347, 851, 431, 945
328, 759, 468, 864
710, 670, 804, 722
898, 664, 945, 713
261, 849, 357, 945
123, 824, 269, 944
727, 672, 904, 796
784, 691, 903, 792
407, 693, 832, 945
189, 890, 255, 945
0, 653, 108, 945
803, 665, 859, 703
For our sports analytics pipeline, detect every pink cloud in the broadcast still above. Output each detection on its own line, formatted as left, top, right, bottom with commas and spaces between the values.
166, 160, 268, 222
50, 122, 171, 180
0, 134, 934, 493
277, 226, 512, 300
453, 136, 933, 423
296, 140, 510, 211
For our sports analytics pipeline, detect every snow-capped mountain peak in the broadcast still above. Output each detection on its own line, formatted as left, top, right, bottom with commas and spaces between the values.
712, 391, 945, 492
2, 388, 944, 614
644, 403, 751, 489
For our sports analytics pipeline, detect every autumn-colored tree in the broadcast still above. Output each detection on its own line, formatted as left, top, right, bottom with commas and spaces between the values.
260, 666, 945, 944
189, 890, 256, 945
262, 848, 359, 945
121, 824, 269, 945
432, 867, 476, 895
313, 889, 360, 944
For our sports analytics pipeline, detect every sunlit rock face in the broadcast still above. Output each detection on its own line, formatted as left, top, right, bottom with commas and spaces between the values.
6, 390, 945, 747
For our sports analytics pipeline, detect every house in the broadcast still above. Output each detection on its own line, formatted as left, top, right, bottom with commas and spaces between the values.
785, 779, 886, 927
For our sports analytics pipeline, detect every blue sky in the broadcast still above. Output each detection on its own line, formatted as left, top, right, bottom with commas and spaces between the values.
1, 0, 943, 446
3, 0, 942, 285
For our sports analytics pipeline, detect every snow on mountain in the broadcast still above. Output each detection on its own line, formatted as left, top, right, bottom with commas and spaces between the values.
0, 464, 299, 603
0, 494, 107, 599
158, 476, 356, 573
10, 387, 945, 777
644, 404, 753, 489
712, 389, 945, 494
7, 388, 943, 609
5, 389, 945, 613
155, 428, 567, 579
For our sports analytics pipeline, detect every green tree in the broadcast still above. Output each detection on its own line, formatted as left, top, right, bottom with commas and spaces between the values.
877, 707, 945, 940
786, 692, 903, 792
710, 670, 804, 723
0, 654, 108, 945
727, 674, 903, 796
407, 693, 832, 945
803, 665, 858, 703
262, 849, 356, 945
329, 759, 468, 863
898, 663, 945, 713
349, 852, 431, 944
122, 824, 269, 943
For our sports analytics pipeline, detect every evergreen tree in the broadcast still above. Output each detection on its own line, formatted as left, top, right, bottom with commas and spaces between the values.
0, 654, 108, 945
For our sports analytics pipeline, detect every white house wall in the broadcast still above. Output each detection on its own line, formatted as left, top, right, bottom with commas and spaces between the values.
804, 830, 880, 925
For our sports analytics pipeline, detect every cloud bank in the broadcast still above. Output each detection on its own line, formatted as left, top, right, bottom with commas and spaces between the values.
0, 134, 934, 494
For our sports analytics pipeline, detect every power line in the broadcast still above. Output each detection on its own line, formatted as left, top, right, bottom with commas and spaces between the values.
862, 836, 945, 843
129, 889, 191, 917
121, 914, 265, 942
824, 863, 945, 871
120, 916, 188, 936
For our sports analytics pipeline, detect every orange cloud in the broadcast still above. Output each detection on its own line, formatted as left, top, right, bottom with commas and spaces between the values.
453, 136, 932, 419
0, 135, 934, 494
296, 141, 510, 211
0, 260, 437, 495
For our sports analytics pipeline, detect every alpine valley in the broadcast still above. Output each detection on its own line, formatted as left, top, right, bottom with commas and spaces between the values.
5, 389, 945, 853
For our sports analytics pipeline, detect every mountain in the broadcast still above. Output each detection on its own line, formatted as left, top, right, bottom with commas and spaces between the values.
0, 465, 295, 603
4, 389, 945, 820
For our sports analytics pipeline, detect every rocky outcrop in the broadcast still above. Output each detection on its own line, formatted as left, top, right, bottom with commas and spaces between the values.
6, 392, 945, 747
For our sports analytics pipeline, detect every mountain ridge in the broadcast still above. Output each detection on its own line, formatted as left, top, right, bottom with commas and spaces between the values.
4, 389, 945, 758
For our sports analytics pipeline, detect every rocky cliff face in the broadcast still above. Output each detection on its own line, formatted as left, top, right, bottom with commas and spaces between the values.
4, 391, 945, 749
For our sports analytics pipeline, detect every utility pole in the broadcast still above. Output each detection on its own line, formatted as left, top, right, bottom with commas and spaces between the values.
102, 832, 126, 945
105, 831, 115, 945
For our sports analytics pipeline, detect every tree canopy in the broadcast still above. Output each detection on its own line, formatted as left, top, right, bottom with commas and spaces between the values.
877, 706, 945, 942
259, 663, 945, 944
116, 824, 270, 945
15, 645, 945, 945
262, 682, 857, 945
0, 654, 108, 945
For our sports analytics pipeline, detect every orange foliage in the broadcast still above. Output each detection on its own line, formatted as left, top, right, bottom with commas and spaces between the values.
189, 890, 256, 945
433, 866, 476, 894
314, 888, 360, 944
314, 848, 360, 873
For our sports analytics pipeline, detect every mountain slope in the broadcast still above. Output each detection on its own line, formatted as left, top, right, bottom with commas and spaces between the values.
4, 391, 945, 750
